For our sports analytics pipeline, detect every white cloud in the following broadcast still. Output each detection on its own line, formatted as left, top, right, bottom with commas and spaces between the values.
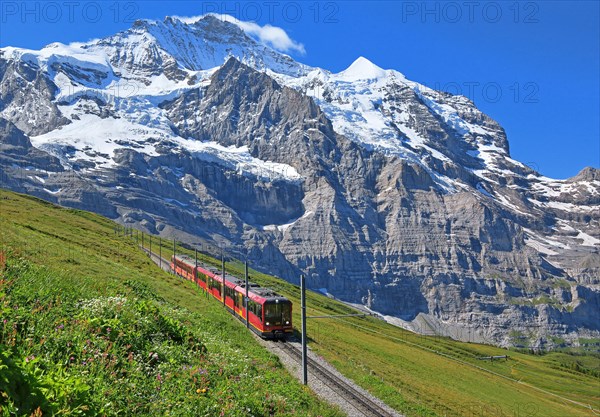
172, 14, 305, 55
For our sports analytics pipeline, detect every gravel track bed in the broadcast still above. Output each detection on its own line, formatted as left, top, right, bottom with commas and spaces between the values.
255, 335, 404, 417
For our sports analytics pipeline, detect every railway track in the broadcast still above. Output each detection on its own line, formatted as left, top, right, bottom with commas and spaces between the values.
140, 244, 398, 416
140, 246, 173, 273
276, 340, 398, 417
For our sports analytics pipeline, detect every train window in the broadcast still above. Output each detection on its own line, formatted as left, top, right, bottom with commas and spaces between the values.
235, 293, 241, 308
265, 302, 291, 323
210, 278, 222, 293
248, 300, 259, 318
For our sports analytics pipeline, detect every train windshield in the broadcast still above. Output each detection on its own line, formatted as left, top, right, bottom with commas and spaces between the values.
264, 301, 291, 324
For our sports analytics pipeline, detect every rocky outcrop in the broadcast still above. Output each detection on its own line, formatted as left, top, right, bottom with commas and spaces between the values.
0, 59, 70, 135
0, 117, 64, 178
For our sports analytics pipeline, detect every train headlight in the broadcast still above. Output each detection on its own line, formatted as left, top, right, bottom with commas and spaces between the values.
266, 322, 270, 326
285, 321, 290, 325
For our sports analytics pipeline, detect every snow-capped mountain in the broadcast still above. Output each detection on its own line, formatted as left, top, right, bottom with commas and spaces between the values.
1, 15, 598, 348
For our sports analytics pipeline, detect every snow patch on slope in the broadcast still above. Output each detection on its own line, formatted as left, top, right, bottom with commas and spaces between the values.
415, 89, 488, 137
175, 139, 303, 182
523, 228, 571, 255
30, 112, 162, 168
575, 231, 600, 247
262, 210, 314, 232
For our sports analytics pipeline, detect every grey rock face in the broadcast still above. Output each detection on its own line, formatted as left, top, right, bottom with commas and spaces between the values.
0, 58, 70, 135
1, 17, 598, 349
0, 118, 63, 172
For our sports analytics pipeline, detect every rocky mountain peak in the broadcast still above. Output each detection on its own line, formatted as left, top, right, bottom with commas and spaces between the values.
568, 166, 600, 182
92, 14, 307, 77
187, 14, 246, 37
210, 56, 280, 90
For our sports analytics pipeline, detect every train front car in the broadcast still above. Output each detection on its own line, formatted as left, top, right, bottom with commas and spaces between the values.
263, 297, 293, 339
253, 289, 293, 339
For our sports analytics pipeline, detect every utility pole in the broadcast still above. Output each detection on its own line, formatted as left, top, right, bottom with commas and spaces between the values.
221, 251, 226, 306
172, 239, 176, 274
301, 274, 307, 385
141, 232, 144, 249
149, 234, 152, 258
195, 248, 198, 285
245, 261, 249, 329
159, 236, 162, 270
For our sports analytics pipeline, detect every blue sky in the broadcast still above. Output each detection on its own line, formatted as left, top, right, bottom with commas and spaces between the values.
1, 1, 598, 179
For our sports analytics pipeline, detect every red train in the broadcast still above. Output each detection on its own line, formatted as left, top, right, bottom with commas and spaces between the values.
171, 254, 293, 338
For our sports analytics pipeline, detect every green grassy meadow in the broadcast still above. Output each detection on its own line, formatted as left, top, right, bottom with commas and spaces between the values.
0, 190, 341, 416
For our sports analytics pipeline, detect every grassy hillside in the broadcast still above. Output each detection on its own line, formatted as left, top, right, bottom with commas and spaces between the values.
0, 189, 342, 416
1, 188, 598, 417
147, 217, 600, 416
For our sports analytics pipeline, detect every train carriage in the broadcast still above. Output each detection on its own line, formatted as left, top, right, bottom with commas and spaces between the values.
170, 254, 196, 281
170, 254, 293, 338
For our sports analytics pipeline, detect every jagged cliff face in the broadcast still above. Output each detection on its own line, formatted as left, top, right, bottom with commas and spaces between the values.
0, 15, 598, 349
